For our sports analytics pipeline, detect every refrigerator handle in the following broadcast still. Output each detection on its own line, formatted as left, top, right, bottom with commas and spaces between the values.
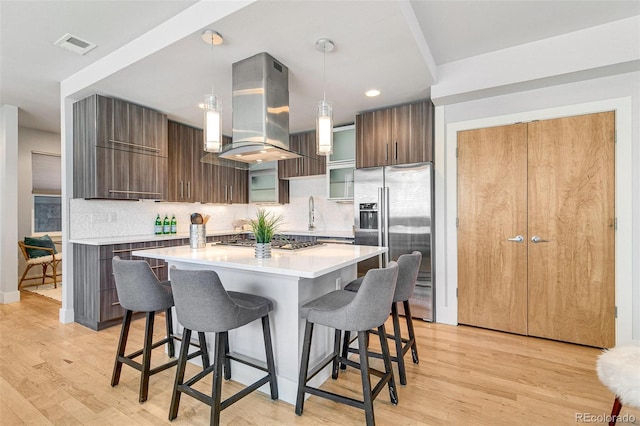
384, 186, 390, 265
378, 187, 384, 267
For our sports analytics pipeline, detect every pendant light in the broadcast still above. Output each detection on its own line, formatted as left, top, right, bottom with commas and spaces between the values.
202, 30, 223, 153
316, 38, 334, 156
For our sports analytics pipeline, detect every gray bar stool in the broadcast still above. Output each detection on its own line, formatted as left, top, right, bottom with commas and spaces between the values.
111, 256, 209, 403
168, 268, 278, 426
296, 262, 399, 426
341, 251, 422, 385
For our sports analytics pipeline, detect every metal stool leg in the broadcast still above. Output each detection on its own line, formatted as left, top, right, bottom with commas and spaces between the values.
168, 328, 192, 420
139, 311, 155, 403
295, 321, 314, 416
165, 308, 175, 358
111, 310, 132, 386
211, 331, 226, 426
340, 330, 351, 370
223, 332, 231, 380
358, 331, 375, 426
198, 332, 210, 369
331, 328, 342, 379
391, 303, 407, 385
262, 315, 279, 399
403, 301, 419, 364
609, 397, 622, 426
378, 323, 398, 405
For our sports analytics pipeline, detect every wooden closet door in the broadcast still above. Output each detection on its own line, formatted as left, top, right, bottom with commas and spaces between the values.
527, 112, 615, 348
457, 123, 528, 335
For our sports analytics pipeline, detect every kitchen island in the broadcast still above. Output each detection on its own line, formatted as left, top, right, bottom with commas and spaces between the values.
132, 243, 386, 405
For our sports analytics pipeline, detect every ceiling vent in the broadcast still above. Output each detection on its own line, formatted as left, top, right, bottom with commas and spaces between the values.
53, 33, 96, 55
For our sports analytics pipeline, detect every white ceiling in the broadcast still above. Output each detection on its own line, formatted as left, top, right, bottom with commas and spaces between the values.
2, 0, 639, 135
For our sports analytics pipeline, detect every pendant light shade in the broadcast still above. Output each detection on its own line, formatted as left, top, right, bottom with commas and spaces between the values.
316, 38, 334, 156
204, 94, 222, 153
202, 29, 224, 153
316, 100, 333, 155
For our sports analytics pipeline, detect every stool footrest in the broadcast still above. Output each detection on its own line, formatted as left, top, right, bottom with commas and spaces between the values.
227, 351, 269, 374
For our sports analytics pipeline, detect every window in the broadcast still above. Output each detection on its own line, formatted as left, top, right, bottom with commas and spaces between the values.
31, 152, 61, 235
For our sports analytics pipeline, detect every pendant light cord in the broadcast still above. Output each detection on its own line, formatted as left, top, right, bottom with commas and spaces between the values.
322, 45, 326, 103
210, 34, 215, 95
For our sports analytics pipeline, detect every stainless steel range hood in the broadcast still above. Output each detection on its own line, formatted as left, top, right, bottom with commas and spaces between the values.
218, 52, 300, 163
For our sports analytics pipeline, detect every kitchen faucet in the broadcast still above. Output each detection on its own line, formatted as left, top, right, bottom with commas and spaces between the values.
308, 196, 315, 231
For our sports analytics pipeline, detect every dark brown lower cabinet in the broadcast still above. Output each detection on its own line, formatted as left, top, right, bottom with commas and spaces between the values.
73, 236, 238, 330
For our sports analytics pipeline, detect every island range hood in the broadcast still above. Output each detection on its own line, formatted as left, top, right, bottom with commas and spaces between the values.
218, 52, 301, 163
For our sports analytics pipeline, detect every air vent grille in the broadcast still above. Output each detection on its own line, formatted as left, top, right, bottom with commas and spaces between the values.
53, 33, 97, 55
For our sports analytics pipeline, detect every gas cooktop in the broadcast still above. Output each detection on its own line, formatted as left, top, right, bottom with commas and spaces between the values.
215, 239, 324, 251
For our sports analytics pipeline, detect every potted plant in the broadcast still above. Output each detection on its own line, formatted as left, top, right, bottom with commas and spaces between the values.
249, 208, 283, 259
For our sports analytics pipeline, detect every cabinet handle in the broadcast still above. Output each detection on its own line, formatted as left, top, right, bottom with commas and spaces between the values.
229, 186, 233, 203
395, 142, 398, 161
179, 181, 184, 199
108, 190, 162, 196
112, 248, 135, 254
187, 181, 191, 199
386, 144, 389, 162
224, 185, 228, 201
108, 139, 160, 153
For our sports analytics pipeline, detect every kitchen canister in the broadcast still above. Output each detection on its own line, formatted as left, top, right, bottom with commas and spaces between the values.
189, 224, 206, 249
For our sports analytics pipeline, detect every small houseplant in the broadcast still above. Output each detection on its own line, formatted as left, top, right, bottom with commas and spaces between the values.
249, 208, 283, 258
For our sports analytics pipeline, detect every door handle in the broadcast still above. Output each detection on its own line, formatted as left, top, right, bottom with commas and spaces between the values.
507, 235, 524, 243
531, 236, 549, 243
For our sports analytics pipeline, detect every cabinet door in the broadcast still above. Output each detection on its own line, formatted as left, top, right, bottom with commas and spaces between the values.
300, 131, 325, 176
190, 127, 204, 202
231, 168, 248, 204
129, 152, 164, 199
279, 134, 301, 178
168, 121, 197, 202
356, 109, 391, 168
143, 108, 168, 154
392, 101, 433, 164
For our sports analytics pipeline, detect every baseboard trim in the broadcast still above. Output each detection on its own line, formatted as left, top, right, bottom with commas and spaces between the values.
0, 290, 21, 304
59, 307, 74, 324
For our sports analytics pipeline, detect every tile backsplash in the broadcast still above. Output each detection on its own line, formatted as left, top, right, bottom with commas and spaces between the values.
69, 176, 353, 239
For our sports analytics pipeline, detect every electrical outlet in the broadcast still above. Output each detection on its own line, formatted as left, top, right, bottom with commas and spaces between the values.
90, 213, 108, 223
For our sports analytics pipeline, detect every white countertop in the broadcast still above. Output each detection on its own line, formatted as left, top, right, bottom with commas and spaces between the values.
68, 230, 243, 246
70, 229, 353, 246
132, 243, 385, 279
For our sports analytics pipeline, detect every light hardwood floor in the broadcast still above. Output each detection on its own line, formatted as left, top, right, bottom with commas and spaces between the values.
1, 291, 638, 425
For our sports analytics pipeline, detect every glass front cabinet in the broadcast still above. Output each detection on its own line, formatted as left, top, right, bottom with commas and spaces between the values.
327, 125, 355, 201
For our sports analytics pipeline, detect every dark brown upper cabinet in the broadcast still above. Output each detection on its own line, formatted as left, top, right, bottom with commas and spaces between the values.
356, 99, 433, 169
73, 95, 168, 199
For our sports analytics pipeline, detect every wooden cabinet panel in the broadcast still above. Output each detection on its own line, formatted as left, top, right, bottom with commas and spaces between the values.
73, 95, 168, 199
167, 121, 201, 202
74, 238, 184, 330
356, 100, 433, 168
279, 131, 326, 178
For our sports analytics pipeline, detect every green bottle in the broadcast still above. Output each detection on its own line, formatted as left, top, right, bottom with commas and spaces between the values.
170, 215, 177, 234
163, 214, 170, 234
155, 214, 163, 235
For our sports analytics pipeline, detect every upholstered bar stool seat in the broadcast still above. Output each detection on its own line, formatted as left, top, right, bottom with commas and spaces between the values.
111, 257, 209, 403
342, 251, 422, 385
296, 262, 399, 426
597, 345, 640, 426
168, 268, 278, 426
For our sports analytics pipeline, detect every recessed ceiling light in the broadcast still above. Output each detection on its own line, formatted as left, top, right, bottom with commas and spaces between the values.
365, 89, 380, 97
53, 33, 97, 56
256, 159, 263, 163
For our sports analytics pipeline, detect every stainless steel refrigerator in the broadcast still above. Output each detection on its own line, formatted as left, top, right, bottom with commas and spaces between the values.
353, 162, 434, 321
